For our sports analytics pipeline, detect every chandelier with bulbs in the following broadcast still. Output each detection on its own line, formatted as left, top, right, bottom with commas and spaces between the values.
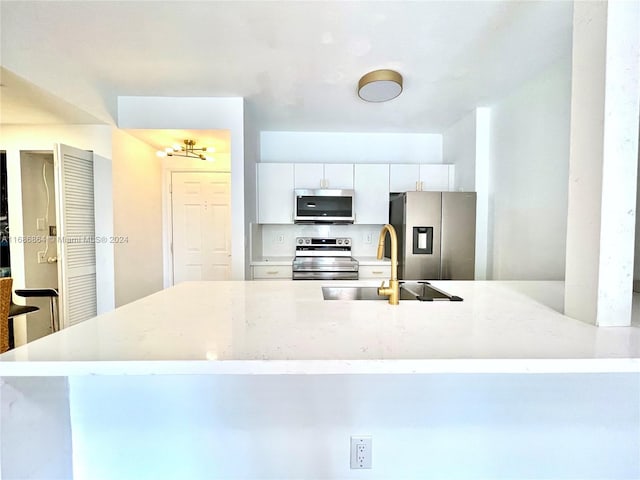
156, 139, 215, 161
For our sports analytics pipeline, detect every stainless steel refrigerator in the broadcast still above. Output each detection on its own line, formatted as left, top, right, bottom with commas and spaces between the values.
387, 191, 476, 280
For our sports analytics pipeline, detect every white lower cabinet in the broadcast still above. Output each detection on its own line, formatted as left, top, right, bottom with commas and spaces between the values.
252, 265, 292, 280
359, 265, 391, 279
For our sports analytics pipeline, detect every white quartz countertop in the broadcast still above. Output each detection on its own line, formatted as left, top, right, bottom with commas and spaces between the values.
1, 281, 639, 376
356, 257, 391, 265
250, 256, 293, 266
250, 257, 390, 266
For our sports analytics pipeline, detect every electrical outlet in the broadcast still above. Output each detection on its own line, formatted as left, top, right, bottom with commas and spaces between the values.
350, 435, 372, 469
364, 233, 373, 244
37, 251, 46, 264
36, 217, 45, 231
276, 234, 285, 245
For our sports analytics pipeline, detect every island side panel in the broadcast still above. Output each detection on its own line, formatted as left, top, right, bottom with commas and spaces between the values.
68, 373, 639, 480
0, 376, 73, 479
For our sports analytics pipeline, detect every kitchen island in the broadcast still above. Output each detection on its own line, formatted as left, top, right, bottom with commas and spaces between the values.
1, 280, 639, 479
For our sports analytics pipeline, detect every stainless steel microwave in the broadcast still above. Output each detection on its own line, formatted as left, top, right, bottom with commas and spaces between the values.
294, 189, 355, 224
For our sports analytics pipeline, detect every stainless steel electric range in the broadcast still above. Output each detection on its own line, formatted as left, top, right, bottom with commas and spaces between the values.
292, 237, 359, 280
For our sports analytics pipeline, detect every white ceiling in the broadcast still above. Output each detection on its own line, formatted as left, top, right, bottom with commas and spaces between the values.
0, 1, 573, 133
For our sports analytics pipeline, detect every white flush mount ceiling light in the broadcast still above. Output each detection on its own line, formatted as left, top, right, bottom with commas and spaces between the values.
156, 139, 215, 161
357, 69, 403, 102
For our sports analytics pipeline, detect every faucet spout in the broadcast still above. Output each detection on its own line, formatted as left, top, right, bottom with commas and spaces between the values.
376, 224, 400, 305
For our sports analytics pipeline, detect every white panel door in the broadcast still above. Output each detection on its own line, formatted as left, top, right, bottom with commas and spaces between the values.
172, 172, 231, 284
54, 143, 97, 328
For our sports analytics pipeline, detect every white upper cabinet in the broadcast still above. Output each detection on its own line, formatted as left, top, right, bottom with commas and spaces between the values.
257, 163, 294, 223
257, 162, 455, 224
389, 164, 420, 192
420, 164, 454, 191
353, 164, 390, 224
324, 164, 354, 189
294, 163, 354, 189
389, 164, 454, 192
294, 163, 323, 189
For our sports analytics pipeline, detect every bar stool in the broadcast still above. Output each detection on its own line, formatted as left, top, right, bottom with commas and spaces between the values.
14, 288, 60, 333
7, 298, 39, 350
2, 279, 41, 353
1, 278, 15, 353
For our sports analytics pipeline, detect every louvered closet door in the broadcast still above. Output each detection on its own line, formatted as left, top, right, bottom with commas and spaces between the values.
54, 144, 97, 328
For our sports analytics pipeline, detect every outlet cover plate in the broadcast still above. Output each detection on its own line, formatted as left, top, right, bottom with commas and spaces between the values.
350, 435, 372, 469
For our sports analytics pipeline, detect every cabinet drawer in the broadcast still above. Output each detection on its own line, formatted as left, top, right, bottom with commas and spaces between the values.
359, 265, 391, 279
252, 265, 292, 280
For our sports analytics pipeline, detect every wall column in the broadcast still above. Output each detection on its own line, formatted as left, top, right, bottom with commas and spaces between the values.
564, 0, 640, 325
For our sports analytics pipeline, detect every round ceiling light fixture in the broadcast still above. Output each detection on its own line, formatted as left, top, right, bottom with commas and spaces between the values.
357, 69, 403, 102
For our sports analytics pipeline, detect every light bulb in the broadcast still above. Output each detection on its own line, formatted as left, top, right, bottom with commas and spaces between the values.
205, 156, 215, 162
172, 144, 181, 151
156, 151, 167, 157
164, 147, 173, 153
204, 146, 215, 153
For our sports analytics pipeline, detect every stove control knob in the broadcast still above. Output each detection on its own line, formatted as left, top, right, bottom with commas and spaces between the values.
337, 239, 343, 245
344, 238, 350, 245
305, 238, 311, 244
297, 238, 303, 245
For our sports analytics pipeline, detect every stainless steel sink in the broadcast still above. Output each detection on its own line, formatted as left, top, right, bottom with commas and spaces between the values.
322, 282, 463, 302
400, 282, 459, 301
322, 286, 418, 301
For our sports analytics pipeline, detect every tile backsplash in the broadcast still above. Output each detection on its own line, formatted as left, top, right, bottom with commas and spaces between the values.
257, 224, 385, 258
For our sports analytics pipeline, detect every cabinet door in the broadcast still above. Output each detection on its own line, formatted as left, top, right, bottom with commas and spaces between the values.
389, 164, 420, 192
359, 265, 391, 279
354, 164, 390, 224
294, 163, 324, 189
257, 163, 294, 223
324, 164, 354, 189
252, 265, 292, 280
420, 164, 453, 191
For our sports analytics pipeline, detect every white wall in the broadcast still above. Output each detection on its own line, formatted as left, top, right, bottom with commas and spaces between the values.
0, 124, 115, 315
443, 112, 476, 192
66, 373, 640, 480
475, 108, 491, 280
443, 109, 491, 280
260, 132, 442, 164
93, 152, 114, 314
634, 119, 640, 291
261, 224, 386, 258
118, 97, 246, 280
112, 130, 164, 307
487, 58, 571, 280
244, 107, 260, 279
564, 0, 640, 326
